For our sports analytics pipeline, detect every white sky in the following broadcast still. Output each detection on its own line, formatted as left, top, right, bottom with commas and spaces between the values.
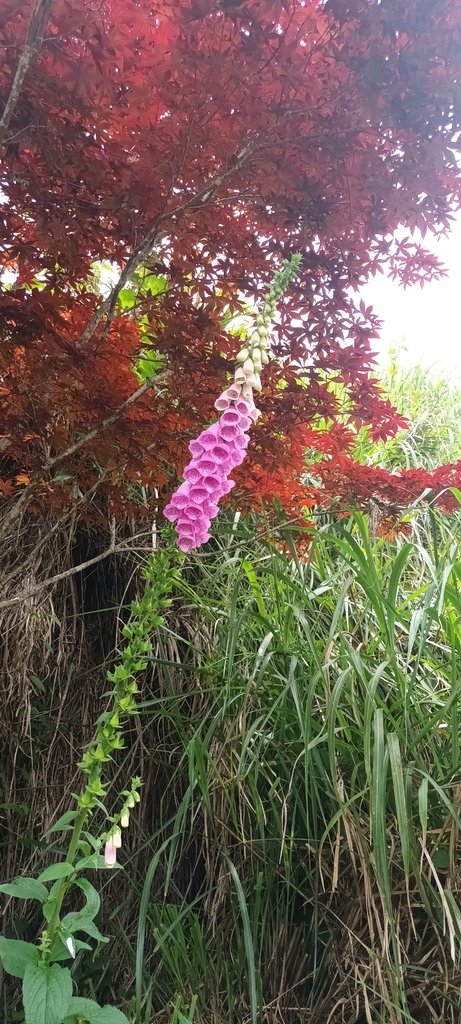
361, 216, 461, 377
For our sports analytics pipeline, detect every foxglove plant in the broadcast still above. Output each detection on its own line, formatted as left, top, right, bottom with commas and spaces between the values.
0, 551, 181, 1024
164, 255, 301, 550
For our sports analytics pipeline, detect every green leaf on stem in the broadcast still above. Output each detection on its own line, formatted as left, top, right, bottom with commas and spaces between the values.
38, 863, 75, 882
58, 876, 107, 944
0, 877, 49, 903
23, 962, 72, 1024
46, 811, 78, 836
0, 937, 39, 978
63, 996, 129, 1023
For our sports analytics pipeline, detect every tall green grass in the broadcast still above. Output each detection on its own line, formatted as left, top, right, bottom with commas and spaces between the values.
355, 360, 461, 470
110, 507, 461, 1024
4, 362, 461, 1024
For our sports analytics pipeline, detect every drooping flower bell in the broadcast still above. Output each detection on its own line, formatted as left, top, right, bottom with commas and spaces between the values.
164, 256, 301, 551
104, 827, 121, 868
104, 836, 118, 868
163, 387, 259, 551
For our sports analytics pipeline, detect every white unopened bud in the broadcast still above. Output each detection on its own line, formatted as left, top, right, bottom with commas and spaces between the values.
242, 358, 254, 373
104, 838, 117, 868
113, 828, 122, 848
252, 351, 262, 372
120, 810, 130, 828
234, 367, 246, 382
261, 351, 269, 365
65, 936, 76, 958
244, 372, 258, 387
236, 347, 250, 363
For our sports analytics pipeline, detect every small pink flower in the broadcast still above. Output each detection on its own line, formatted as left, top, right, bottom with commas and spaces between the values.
214, 396, 230, 411
221, 478, 235, 495
219, 424, 240, 442
189, 485, 209, 504
220, 409, 241, 426
184, 466, 203, 484
201, 473, 222, 492
233, 433, 249, 449
228, 447, 245, 466
235, 398, 252, 414
200, 426, 220, 449
203, 501, 219, 517
198, 456, 221, 474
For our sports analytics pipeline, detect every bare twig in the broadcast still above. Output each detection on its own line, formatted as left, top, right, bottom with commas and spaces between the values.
0, 372, 169, 542
0, 0, 54, 147
75, 140, 256, 351
45, 371, 169, 469
0, 141, 255, 540
0, 540, 143, 611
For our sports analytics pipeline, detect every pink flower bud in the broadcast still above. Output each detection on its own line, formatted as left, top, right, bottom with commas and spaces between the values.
104, 838, 117, 868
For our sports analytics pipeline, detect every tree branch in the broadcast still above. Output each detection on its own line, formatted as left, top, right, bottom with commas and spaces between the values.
45, 371, 170, 470
0, 538, 146, 612
75, 139, 257, 351
0, 0, 54, 147
0, 372, 169, 542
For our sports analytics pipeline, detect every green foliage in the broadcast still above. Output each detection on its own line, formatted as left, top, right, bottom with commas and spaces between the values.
124, 508, 461, 1024
4, 364, 461, 1023
115, 266, 168, 384
0, 938, 39, 979
0, 549, 183, 1024
356, 359, 461, 469
63, 997, 129, 1023
23, 964, 72, 1024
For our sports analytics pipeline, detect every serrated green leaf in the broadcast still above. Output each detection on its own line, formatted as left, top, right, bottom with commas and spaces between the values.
23, 963, 72, 1024
0, 877, 48, 903
60, 912, 108, 943
0, 937, 39, 979
117, 288, 136, 309
64, 997, 129, 1023
59, 877, 106, 942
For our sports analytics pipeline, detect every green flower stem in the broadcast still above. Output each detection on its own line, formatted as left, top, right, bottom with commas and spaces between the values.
234, 254, 301, 390
39, 550, 182, 961
43, 806, 88, 958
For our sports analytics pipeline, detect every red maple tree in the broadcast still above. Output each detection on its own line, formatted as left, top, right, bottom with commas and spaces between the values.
1, 0, 461, 536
